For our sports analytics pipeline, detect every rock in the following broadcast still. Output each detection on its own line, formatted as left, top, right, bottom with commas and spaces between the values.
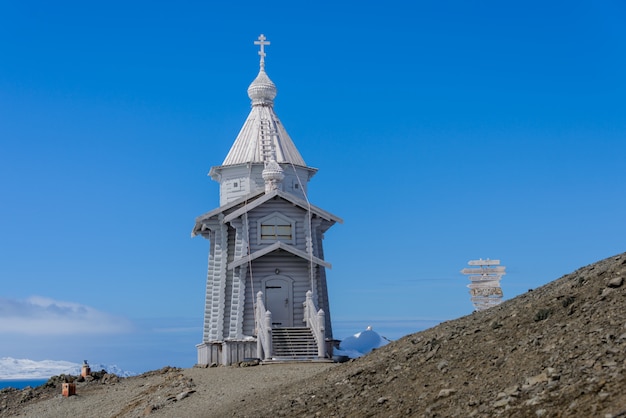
101, 374, 119, 385
176, 391, 190, 401
524, 372, 549, 387
504, 385, 520, 396
239, 359, 260, 367
18, 389, 34, 404
525, 396, 543, 406
493, 397, 510, 408
607, 277, 623, 288
436, 388, 456, 399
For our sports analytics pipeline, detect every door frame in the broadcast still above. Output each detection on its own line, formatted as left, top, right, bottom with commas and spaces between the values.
261, 274, 294, 327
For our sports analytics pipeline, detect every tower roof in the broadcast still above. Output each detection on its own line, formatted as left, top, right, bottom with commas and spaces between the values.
220, 35, 308, 168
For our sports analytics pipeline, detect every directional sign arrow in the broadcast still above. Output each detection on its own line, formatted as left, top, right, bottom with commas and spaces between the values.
461, 267, 506, 275
467, 259, 501, 266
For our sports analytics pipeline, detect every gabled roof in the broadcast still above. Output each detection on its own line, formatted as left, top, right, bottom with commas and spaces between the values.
223, 189, 342, 224
191, 191, 266, 237
192, 189, 343, 237
228, 241, 332, 270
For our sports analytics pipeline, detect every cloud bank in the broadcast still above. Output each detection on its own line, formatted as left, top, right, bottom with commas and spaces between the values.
0, 296, 133, 335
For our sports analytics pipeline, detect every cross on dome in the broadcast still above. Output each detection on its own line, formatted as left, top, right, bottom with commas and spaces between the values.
254, 34, 270, 69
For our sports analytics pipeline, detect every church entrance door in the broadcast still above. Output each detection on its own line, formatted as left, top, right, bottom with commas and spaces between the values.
264, 277, 293, 327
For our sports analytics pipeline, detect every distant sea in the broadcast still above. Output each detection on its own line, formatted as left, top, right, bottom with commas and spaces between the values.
0, 379, 48, 390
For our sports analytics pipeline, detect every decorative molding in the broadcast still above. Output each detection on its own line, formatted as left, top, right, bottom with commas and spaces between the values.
228, 240, 332, 270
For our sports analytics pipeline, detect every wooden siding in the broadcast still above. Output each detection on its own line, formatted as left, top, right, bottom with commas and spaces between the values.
314, 232, 333, 338
216, 163, 313, 206
227, 217, 248, 339
200, 192, 336, 362
222, 340, 257, 364
247, 200, 309, 254
202, 230, 216, 342
241, 252, 314, 334
197, 341, 256, 366
202, 218, 228, 342
215, 163, 315, 206
222, 224, 236, 337
197, 342, 221, 365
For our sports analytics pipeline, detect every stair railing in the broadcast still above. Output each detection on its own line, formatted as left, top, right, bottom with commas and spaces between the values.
255, 291, 272, 360
303, 290, 326, 358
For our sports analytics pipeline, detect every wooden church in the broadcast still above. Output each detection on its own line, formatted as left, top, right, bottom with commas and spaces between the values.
193, 35, 342, 365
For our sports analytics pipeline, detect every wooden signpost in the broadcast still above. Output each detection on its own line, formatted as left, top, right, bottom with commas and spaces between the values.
461, 259, 506, 311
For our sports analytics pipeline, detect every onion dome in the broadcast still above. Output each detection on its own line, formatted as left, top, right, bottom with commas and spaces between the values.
262, 156, 285, 192
247, 69, 277, 106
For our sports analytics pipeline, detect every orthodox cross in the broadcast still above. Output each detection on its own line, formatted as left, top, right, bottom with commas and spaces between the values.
254, 34, 270, 69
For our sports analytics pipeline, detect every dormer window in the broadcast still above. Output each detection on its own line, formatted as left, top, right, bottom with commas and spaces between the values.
258, 213, 295, 244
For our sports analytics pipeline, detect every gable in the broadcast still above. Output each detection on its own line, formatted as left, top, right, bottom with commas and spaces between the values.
222, 189, 342, 224
192, 189, 342, 238
227, 241, 332, 270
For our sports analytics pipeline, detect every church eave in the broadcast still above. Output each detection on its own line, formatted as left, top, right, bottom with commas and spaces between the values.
191, 190, 266, 237
227, 241, 332, 270
209, 162, 318, 182
220, 189, 343, 225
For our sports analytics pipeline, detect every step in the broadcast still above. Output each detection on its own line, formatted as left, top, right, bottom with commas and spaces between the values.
271, 327, 319, 359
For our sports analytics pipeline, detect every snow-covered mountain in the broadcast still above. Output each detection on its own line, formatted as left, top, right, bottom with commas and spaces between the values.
335, 326, 389, 359
0, 357, 136, 380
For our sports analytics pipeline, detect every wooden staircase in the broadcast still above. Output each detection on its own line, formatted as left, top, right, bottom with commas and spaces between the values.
271, 327, 321, 360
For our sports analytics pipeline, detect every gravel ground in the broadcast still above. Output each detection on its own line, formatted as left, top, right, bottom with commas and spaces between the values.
4, 363, 336, 418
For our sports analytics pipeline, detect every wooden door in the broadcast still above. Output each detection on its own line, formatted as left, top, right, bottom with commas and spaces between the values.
264, 277, 292, 327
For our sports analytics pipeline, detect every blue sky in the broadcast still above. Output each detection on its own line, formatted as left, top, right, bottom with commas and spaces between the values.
1, 1, 625, 373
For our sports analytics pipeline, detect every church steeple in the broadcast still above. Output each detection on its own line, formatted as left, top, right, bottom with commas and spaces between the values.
209, 34, 317, 205
247, 34, 276, 107
194, 35, 341, 366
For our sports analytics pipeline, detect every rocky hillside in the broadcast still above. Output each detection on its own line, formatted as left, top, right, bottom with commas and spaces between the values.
244, 252, 626, 417
2, 252, 625, 417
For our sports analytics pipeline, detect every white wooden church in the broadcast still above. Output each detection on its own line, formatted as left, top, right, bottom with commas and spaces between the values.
193, 35, 342, 365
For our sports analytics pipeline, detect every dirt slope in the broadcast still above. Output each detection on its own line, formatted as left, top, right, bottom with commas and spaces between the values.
241, 252, 626, 417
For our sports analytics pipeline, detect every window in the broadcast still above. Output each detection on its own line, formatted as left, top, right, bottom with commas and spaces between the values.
228, 178, 243, 191
261, 223, 292, 240
259, 213, 295, 243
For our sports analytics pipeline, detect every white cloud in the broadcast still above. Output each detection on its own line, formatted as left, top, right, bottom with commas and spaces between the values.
0, 296, 133, 335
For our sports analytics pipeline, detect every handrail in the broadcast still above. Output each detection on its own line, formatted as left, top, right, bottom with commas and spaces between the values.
304, 290, 326, 358
255, 291, 272, 360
